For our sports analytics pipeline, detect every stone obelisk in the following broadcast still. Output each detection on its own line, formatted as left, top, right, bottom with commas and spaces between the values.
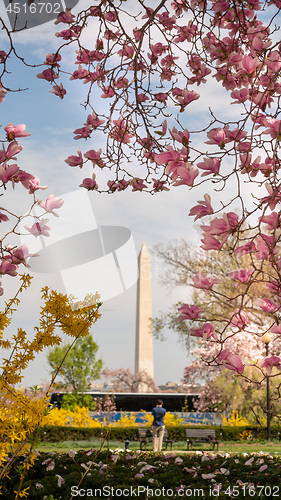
135, 243, 154, 392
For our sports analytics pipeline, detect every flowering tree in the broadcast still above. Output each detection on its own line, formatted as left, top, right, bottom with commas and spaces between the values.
0, 121, 102, 484
30, 0, 281, 417
102, 367, 160, 392
153, 237, 276, 348
183, 325, 281, 420
0, 0, 281, 461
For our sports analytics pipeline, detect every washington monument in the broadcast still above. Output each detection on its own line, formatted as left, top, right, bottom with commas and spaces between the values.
135, 243, 154, 392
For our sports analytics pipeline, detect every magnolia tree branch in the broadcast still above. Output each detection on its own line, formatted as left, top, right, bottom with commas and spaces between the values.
36, 0, 281, 402
1, 1, 281, 411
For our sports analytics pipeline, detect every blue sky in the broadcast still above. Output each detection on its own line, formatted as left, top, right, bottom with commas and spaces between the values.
0, 0, 276, 389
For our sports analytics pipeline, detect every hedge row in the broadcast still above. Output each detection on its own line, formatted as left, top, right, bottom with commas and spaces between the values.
37, 425, 281, 443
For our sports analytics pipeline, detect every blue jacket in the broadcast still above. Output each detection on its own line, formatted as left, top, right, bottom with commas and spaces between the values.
152, 406, 166, 426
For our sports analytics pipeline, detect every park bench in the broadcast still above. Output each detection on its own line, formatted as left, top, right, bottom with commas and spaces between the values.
138, 428, 174, 451
185, 428, 219, 451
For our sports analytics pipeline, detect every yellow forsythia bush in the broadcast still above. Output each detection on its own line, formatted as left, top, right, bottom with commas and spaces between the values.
43, 407, 98, 428
44, 408, 185, 428
222, 410, 249, 426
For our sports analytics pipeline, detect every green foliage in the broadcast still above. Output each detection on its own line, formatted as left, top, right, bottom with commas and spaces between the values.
47, 334, 103, 393
207, 367, 281, 424
60, 393, 95, 411
38, 424, 281, 443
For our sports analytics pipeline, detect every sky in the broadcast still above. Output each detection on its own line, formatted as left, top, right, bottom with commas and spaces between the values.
0, 0, 277, 389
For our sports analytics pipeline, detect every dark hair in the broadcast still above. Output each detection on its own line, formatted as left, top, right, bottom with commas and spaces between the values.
157, 399, 163, 406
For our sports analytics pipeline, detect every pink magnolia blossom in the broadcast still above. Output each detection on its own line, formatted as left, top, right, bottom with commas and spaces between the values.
55, 26, 81, 40
130, 178, 147, 191
70, 65, 90, 81
177, 304, 204, 321
270, 325, 281, 339
157, 11, 176, 30
28, 176, 48, 194
155, 146, 187, 179
201, 213, 238, 246
256, 298, 277, 313
161, 54, 179, 68
230, 308, 249, 330
114, 77, 129, 89
4, 123, 31, 141
0, 141, 23, 162
100, 86, 115, 99
110, 120, 133, 144
234, 242, 257, 257
263, 119, 281, 139
191, 272, 220, 290
15, 170, 35, 189
50, 83, 66, 99
65, 149, 83, 168
152, 179, 169, 192
44, 53, 62, 66
175, 89, 200, 111
205, 128, 226, 148
86, 112, 105, 129
173, 164, 199, 186
189, 193, 213, 221
0, 50, 7, 63
174, 21, 197, 39
255, 234, 280, 260
117, 179, 130, 191
265, 51, 281, 73
117, 45, 135, 59
0, 281, 3, 295
241, 55, 259, 74
137, 93, 149, 103
5, 244, 35, 268
228, 268, 254, 284
24, 219, 51, 237
0, 163, 19, 184
104, 11, 117, 22
0, 212, 9, 222
218, 348, 244, 374
197, 158, 220, 176
54, 10, 75, 24
73, 126, 91, 140
154, 92, 168, 103
107, 179, 130, 192
237, 141, 251, 153
259, 183, 281, 211
230, 88, 249, 103
9, 244, 33, 265
200, 234, 222, 251
36, 69, 59, 81
149, 43, 168, 58
190, 323, 218, 341
261, 356, 281, 375
169, 127, 190, 145
224, 127, 247, 142
133, 28, 142, 41
84, 149, 104, 168
79, 174, 98, 190
0, 85, 7, 103
38, 195, 64, 217
0, 260, 18, 276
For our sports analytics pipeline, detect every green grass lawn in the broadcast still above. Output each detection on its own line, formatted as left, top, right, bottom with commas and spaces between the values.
35, 439, 281, 455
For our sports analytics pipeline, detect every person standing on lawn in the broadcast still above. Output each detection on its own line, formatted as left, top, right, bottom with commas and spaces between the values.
151, 399, 166, 452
